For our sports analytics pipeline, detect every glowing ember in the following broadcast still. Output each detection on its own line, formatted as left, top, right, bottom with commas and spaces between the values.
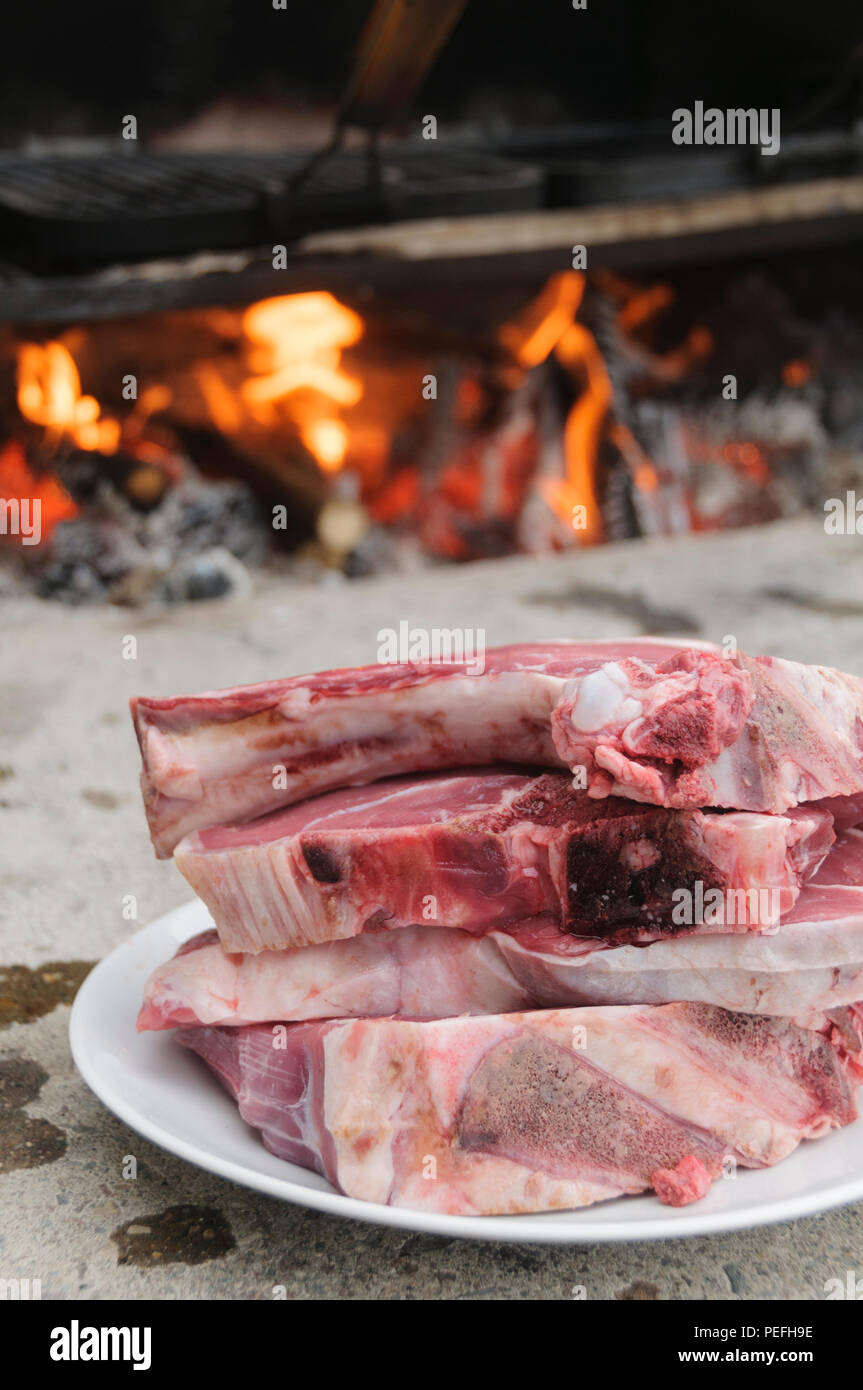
16, 340, 121, 454
0, 439, 77, 544
783, 359, 812, 388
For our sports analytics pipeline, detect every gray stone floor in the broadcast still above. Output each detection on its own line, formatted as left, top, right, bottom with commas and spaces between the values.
2, 516, 863, 1300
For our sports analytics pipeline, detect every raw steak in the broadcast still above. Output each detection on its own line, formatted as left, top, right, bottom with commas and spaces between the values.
817, 791, 863, 829
177, 1001, 862, 1214
140, 830, 863, 1028
131, 638, 706, 855
553, 648, 863, 812
498, 828, 863, 1017
173, 768, 834, 952
132, 642, 863, 856
138, 925, 532, 1029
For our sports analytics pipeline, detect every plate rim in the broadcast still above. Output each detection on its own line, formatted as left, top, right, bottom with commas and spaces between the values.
69, 902, 863, 1245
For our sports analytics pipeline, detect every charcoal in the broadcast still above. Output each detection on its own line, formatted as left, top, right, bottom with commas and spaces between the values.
170, 483, 267, 565
37, 557, 107, 605
156, 546, 251, 604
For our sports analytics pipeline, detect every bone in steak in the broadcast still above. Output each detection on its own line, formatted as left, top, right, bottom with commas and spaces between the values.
177, 1001, 862, 1214
131, 639, 706, 855
498, 827, 863, 1016
553, 648, 863, 812
140, 829, 863, 1029
173, 768, 833, 953
137, 924, 533, 1029
132, 641, 863, 855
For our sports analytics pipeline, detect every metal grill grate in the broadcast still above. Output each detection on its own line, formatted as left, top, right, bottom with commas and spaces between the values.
0, 149, 543, 270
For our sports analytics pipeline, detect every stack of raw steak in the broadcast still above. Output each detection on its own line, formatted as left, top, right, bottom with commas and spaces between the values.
133, 639, 863, 1216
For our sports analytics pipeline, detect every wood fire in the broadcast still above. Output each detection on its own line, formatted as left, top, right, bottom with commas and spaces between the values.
0, 263, 844, 599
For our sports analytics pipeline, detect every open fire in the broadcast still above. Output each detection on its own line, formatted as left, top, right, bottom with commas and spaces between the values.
1, 258, 858, 602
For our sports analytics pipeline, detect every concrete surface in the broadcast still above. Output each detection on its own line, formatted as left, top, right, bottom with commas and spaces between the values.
2, 515, 863, 1300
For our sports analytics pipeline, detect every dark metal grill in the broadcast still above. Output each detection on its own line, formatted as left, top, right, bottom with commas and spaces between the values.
0, 148, 543, 270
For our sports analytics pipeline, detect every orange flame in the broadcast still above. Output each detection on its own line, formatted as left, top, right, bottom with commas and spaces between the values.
553, 319, 613, 541
499, 271, 609, 541
240, 292, 363, 472
195, 362, 245, 436
16, 340, 121, 454
0, 439, 78, 543
500, 272, 587, 368
618, 283, 674, 335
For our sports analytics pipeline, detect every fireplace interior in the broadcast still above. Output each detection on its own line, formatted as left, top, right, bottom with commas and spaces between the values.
2, 0, 863, 602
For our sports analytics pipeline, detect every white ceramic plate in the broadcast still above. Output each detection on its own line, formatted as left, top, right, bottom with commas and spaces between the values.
70, 900, 863, 1243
